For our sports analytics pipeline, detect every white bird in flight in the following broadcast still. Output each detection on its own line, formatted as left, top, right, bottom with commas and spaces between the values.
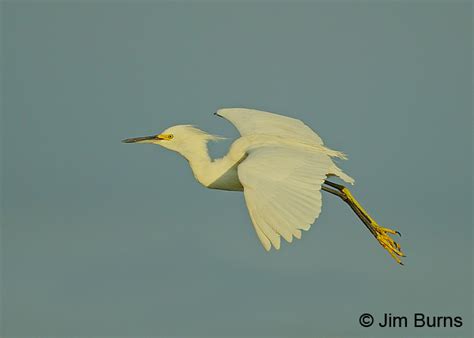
123, 108, 405, 264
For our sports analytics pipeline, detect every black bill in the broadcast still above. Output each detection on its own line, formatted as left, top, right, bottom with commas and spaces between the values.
121, 135, 157, 143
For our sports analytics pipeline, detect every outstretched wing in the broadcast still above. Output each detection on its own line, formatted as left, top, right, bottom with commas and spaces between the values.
237, 145, 332, 250
216, 108, 324, 145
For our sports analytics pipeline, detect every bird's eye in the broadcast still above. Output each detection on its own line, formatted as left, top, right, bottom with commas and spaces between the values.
156, 134, 174, 140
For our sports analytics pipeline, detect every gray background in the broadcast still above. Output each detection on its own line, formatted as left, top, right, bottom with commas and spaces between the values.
1, 1, 472, 337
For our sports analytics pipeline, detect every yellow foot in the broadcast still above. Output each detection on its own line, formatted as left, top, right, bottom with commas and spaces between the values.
342, 187, 405, 265
372, 223, 405, 265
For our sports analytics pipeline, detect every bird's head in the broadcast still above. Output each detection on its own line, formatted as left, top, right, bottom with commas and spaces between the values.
122, 124, 223, 154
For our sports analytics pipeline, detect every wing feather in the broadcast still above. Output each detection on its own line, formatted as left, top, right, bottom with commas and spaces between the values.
238, 145, 332, 250
245, 189, 281, 250
216, 108, 324, 145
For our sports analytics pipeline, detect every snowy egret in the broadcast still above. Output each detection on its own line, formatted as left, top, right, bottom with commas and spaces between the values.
123, 108, 405, 264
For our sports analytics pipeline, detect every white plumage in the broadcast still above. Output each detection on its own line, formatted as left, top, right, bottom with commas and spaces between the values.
124, 108, 352, 250
123, 108, 405, 264
216, 108, 324, 145
239, 145, 331, 250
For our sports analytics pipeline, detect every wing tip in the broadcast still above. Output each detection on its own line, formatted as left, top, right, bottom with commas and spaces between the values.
293, 229, 302, 240
273, 238, 281, 250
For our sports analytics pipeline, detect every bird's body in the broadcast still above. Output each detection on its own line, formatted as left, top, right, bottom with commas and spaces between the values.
123, 108, 405, 264
180, 133, 350, 192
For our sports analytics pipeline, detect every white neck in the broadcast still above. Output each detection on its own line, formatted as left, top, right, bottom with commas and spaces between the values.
177, 139, 219, 187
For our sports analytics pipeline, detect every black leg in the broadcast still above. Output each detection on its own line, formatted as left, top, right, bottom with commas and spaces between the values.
321, 180, 405, 265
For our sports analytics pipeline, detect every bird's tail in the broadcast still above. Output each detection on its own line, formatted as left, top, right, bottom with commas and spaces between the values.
318, 145, 355, 185
331, 164, 355, 185
321, 145, 348, 160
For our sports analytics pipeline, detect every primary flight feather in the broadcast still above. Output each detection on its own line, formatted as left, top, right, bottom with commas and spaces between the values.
123, 108, 405, 264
